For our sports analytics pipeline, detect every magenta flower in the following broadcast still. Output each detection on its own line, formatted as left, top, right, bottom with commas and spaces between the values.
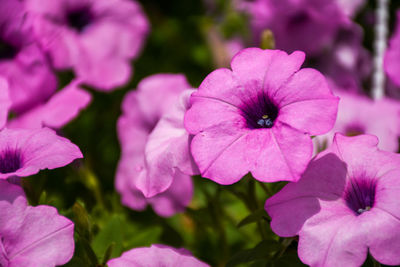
8, 79, 91, 129
25, 0, 149, 90
116, 74, 197, 215
185, 48, 338, 184
0, 0, 57, 113
336, 0, 365, 17
0, 127, 82, 179
242, 0, 349, 55
315, 24, 371, 92
315, 89, 400, 152
116, 158, 193, 217
108, 244, 209, 267
0, 180, 74, 266
0, 77, 11, 129
265, 134, 400, 266
384, 10, 400, 88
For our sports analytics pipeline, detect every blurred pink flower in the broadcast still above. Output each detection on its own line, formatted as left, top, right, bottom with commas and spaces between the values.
25, 0, 149, 90
0, 180, 74, 266
108, 244, 209, 267
243, 0, 349, 55
185, 48, 338, 184
336, 0, 365, 17
266, 134, 400, 266
0, 127, 82, 179
116, 74, 197, 216
314, 24, 371, 92
384, 10, 400, 88
0, 77, 11, 129
8, 79, 91, 129
0, 0, 57, 114
315, 89, 400, 152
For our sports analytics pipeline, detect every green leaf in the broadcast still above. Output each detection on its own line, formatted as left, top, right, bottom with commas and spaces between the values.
124, 225, 163, 249
237, 209, 269, 228
64, 237, 98, 267
92, 215, 124, 262
226, 240, 281, 267
272, 251, 306, 267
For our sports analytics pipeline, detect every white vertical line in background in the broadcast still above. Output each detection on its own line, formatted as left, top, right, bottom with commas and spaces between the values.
372, 0, 390, 100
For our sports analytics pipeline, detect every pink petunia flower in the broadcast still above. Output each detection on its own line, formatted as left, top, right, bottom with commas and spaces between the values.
265, 134, 400, 266
107, 244, 209, 267
0, 127, 82, 179
0, 180, 74, 266
116, 74, 197, 216
0, 0, 57, 114
384, 10, 400, 88
242, 0, 349, 55
7, 79, 91, 129
25, 0, 149, 90
315, 89, 400, 152
185, 48, 338, 185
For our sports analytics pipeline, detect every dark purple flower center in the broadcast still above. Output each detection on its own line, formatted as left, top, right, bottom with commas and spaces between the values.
240, 92, 279, 129
344, 178, 377, 215
0, 39, 18, 60
67, 6, 93, 32
0, 149, 22, 174
287, 11, 310, 29
344, 124, 365, 137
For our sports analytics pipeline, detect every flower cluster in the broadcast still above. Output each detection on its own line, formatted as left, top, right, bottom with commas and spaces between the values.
3, 0, 400, 266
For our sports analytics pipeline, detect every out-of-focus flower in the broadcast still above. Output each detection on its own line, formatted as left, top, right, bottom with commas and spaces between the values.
116, 159, 193, 217
116, 74, 197, 216
0, 180, 74, 267
313, 24, 371, 92
242, 0, 349, 55
8, 79, 91, 129
315, 89, 400, 152
0, 0, 57, 114
336, 0, 365, 17
0, 77, 11, 129
185, 48, 338, 185
384, 10, 400, 88
266, 134, 400, 266
25, 0, 149, 90
0, 127, 82, 179
108, 244, 209, 267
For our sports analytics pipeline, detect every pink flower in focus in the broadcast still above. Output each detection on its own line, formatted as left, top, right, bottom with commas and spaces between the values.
108, 244, 209, 267
384, 10, 400, 88
0, 0, 57, 114
0, 180, 74, 266
116, 74, 197, 216
185, 48, 338, 184
0, 127, 82, 179
243, 0, 349, 55
265, 134, 400, 266
315, 89, 400, 152
8, 79, 91, 129
25, 0, 149, 90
